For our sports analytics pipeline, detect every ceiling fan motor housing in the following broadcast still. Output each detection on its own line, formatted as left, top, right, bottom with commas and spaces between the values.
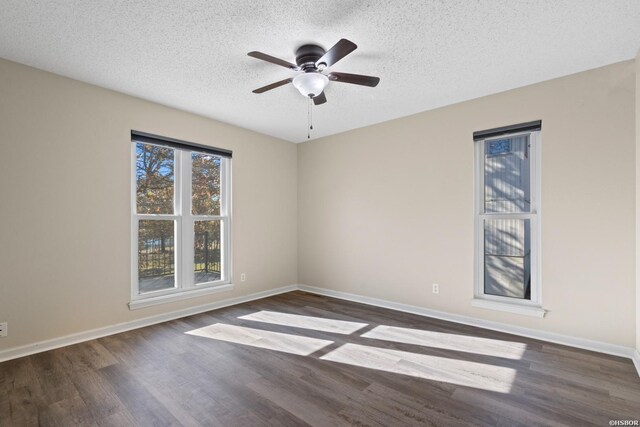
295, 44, 326, 71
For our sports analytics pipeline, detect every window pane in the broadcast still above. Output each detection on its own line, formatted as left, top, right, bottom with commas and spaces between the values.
194, 220, 221, 284
192, 153, 221, 216
136, 143, 175, 214
484, 135, 530, 213
138, 220, 175, 293
484, 218, 531, 299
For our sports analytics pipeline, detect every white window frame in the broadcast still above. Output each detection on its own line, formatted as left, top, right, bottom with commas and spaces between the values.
473, 129, 544, 318
130, 140, 232, 309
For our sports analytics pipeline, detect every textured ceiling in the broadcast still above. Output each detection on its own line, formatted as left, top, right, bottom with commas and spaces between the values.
0, 1, 639, 143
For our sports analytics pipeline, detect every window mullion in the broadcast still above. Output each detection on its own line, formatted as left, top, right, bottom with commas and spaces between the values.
173, 149, 183, 291
181, 151, 194, 289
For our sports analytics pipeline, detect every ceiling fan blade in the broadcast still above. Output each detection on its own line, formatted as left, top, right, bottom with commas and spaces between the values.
313, 92, 327, 105
248, 51, 300, 71
328, 72, 380, 87
316, 39, 357, 68
252, 78, 293, 94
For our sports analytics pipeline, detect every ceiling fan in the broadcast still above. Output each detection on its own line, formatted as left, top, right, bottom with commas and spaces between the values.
248, 39, 380, 105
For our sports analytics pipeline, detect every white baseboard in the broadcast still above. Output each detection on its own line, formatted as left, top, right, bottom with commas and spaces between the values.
633, 350, 640, 375
1, 283, 638, 379
0, 285, 297, 363
298, 285, 639, 376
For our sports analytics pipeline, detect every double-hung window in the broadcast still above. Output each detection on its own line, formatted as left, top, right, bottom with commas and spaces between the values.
130, 131, 232, 309
473, 121, 544, 317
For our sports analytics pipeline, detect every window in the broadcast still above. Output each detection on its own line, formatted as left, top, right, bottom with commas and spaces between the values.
131, 131, 232, 308
473, 122, 544, 317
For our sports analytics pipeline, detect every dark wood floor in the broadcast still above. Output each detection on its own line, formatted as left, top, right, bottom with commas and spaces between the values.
1, 291, 639, 426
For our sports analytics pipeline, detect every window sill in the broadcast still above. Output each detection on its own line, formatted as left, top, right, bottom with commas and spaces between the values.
471, 298, 546, 318
129, 283, 234, 310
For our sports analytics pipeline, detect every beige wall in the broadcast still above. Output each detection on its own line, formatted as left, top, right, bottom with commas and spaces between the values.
0, 58, 298, 351
0, 56, 637, 354
299, 61, 636, 347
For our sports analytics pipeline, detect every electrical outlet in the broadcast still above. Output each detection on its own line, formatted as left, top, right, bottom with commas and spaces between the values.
0, 322, 7, 337
432, 284, 440, 294
240, 273, 246, 282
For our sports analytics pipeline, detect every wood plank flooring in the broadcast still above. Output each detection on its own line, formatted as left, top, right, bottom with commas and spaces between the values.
1, 291, 639, 426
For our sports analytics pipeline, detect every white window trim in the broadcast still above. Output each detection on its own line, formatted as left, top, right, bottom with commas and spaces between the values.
473, 130, 544, 318
130, 141, 232, 310
129, 283, 234, 310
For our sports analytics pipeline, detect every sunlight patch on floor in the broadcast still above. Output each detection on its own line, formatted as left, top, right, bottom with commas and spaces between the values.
238, 310, 368, 334
321, 343, 516, 393
186, 323, 333, 356
362, 325, 526, 360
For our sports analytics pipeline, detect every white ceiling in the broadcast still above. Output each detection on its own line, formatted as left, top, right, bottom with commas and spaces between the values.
0, 1, 639, 143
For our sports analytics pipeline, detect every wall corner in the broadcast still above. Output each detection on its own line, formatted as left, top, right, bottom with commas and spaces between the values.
636, 48, 640, 353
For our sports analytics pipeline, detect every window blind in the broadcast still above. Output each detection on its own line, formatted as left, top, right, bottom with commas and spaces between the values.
473, 120, 541, 141
131, 130, 232, 158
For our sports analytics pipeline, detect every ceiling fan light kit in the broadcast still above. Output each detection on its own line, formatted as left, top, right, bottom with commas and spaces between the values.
292, 72, 329, 98
248, 38, 380, 138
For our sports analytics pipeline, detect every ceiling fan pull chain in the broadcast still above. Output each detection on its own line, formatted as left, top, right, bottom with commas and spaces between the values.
307, 95, 312, 139
310, 96, 314, 131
